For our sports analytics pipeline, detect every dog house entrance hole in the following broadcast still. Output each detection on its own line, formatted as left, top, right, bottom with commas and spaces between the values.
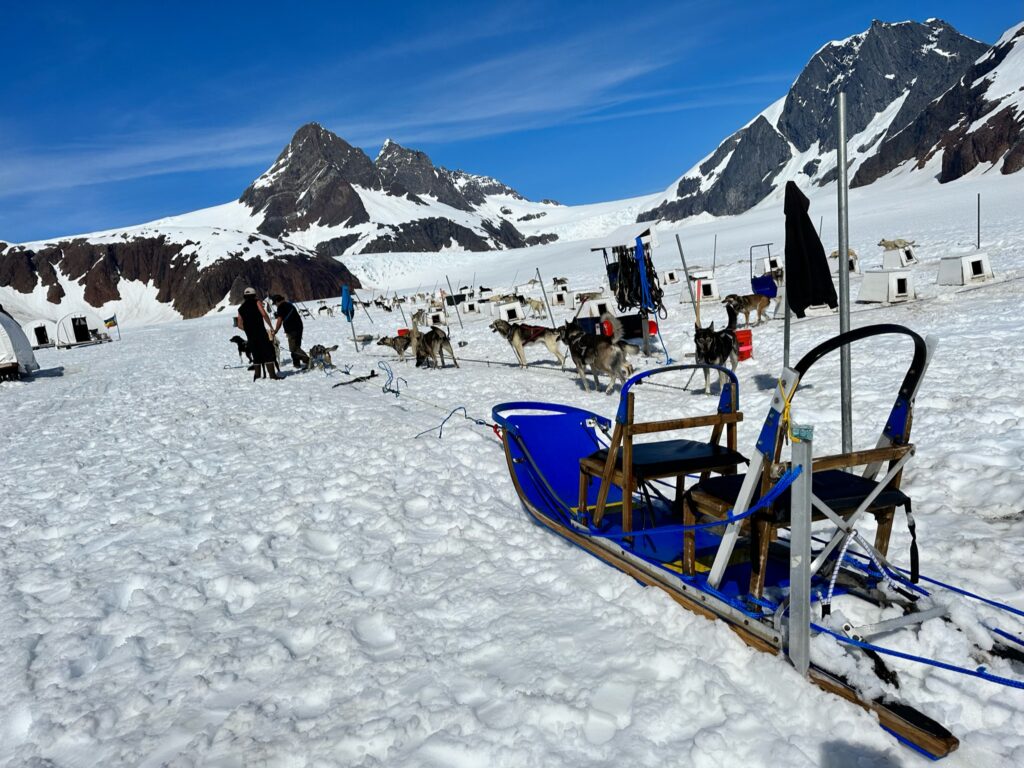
553, 292, 567, 306
34, 326, 50, 346
970, 259, 984, 277
429, 311, 446, 325
701, 283, 714, 298
507, 306, 520, 321
594, 301, 611, 316
895, 278, 908, 297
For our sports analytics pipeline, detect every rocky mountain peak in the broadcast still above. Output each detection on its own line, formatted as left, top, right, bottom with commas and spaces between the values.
239, 123, 380, 238
374, 140, 472, 211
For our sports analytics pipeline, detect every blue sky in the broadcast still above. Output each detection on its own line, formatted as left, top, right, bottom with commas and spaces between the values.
1, 1, 1019, 242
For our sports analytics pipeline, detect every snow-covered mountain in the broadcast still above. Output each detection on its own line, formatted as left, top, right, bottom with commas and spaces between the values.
237, 124, 563, 256
854, 21, 1024, 186
639, 19, 991, 223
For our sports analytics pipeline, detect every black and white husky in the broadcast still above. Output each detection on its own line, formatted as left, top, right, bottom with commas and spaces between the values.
694, 304, 739, 394
558, 313, 637, 394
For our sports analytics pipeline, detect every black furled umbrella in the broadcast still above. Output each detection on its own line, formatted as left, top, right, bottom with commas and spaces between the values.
784, 181, 837, 318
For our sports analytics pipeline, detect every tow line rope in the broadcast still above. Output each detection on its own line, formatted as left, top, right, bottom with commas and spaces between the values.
377, 361, 406, 397
415, 406, 500, 441
811, 621, 1024, 691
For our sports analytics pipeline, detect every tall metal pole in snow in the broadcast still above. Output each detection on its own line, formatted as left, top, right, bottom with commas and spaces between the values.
977, 193, 981, 250
837, 91, 853, 455
788, 424, 813, 678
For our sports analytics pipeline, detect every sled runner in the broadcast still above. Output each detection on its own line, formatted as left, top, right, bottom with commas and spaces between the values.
493, 324, 1024, 759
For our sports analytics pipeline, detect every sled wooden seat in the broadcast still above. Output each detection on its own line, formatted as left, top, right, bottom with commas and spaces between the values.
582, 365, 746, 535
686, 325, 930, 597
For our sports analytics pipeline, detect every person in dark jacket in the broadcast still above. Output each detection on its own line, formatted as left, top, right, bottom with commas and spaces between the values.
271, 294, 309, 370
237, 287, 280, 380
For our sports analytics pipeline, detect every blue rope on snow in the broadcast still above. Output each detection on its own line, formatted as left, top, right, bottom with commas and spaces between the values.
811, 621, 1024, 691
415, 406, 496, 440
377, 361, 406, 397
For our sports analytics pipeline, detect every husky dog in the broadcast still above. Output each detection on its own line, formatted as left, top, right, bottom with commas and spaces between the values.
377, 334, 413, 362
878, 238, 915, 250
307, 344, 338, 371
525, 297, 547, 318
490, 319, 565, 368
317, 304, 335, 317
722, 293, 770, 327
229, 335, 252, 363
411, 308, 428, 326
559, 313, 634, 394
694, 305, 739, 395
410, 325, 458, 369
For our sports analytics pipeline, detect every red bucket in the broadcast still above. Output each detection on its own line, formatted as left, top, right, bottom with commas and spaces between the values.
736, 329, 753, 361
397, 328, 410, 337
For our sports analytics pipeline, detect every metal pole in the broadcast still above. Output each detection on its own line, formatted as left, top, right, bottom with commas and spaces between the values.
783, 291, 791, 369
536, 268, 556, 329
675, 235, 698, 316
837, 91, 853, 455
977, 193, 981, 250
788, 423, 813, 678
445, 275, 464, 330
397, 298, 408, 328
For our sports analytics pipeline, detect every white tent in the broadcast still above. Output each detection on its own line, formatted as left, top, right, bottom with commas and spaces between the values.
0, 311, 40, 379
21, 319, 58, 349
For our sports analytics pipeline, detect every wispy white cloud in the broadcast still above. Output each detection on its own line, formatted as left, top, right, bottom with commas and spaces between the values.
1, 3, 732, 199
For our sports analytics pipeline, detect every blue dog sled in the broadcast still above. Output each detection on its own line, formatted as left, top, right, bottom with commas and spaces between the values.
493, 324, 1024, 759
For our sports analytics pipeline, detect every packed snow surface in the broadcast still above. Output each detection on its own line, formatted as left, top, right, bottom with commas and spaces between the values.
3, 171, 1024, 766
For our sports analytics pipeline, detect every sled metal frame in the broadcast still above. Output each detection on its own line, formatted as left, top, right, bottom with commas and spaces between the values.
700, 325, 935, 595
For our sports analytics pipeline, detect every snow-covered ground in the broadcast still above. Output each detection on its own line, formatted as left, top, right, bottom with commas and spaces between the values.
3, 170, 1024, 766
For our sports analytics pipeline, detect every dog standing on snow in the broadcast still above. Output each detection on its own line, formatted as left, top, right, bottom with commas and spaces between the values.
490, 319, 565, 369
558, 313, 635, 394
694, 304, 739, 395
722, 293, 770, 327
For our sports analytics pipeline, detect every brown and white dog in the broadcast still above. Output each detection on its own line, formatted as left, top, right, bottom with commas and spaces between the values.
490, 319, 565, 368
377, 334, 413, 362
722, 293, 770, 327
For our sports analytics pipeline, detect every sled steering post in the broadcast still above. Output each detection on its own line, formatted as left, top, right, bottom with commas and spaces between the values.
789, 423, 813, 677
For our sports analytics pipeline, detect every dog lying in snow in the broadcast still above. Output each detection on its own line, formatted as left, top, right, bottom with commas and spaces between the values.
307, 344, 338, 371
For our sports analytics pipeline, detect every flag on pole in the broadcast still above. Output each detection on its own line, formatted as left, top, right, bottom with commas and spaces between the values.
104, 314, 118, 328
341, 285, 355, 322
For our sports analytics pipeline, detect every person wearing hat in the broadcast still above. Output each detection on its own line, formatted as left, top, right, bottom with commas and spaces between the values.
270, 294, 309, 370
237, 287, 280, 380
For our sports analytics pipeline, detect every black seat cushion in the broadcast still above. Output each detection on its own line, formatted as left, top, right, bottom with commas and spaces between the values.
692, 468, 910, 523
587, 439, 747, 479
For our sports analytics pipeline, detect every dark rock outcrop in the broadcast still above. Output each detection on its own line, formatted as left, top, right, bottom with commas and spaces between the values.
358, 218, 493, 253
0, 235, 360, 318
853, 23, 1024, 186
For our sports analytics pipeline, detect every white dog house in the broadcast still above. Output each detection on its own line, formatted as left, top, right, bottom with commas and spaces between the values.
936, 253, 994, 286
55, 313, 110, 349
21, 319, 58, 349
689, 272, 720, 301
829, 249, 861, 275
882, 246, 919, 269
761, 256, 783, 275
498, 302, 525, 323
428, 310, 447, 326
662, 269, 681, 285
551, 290, 570, 308
858, 270, 916, 304
463, 300, 480, 315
